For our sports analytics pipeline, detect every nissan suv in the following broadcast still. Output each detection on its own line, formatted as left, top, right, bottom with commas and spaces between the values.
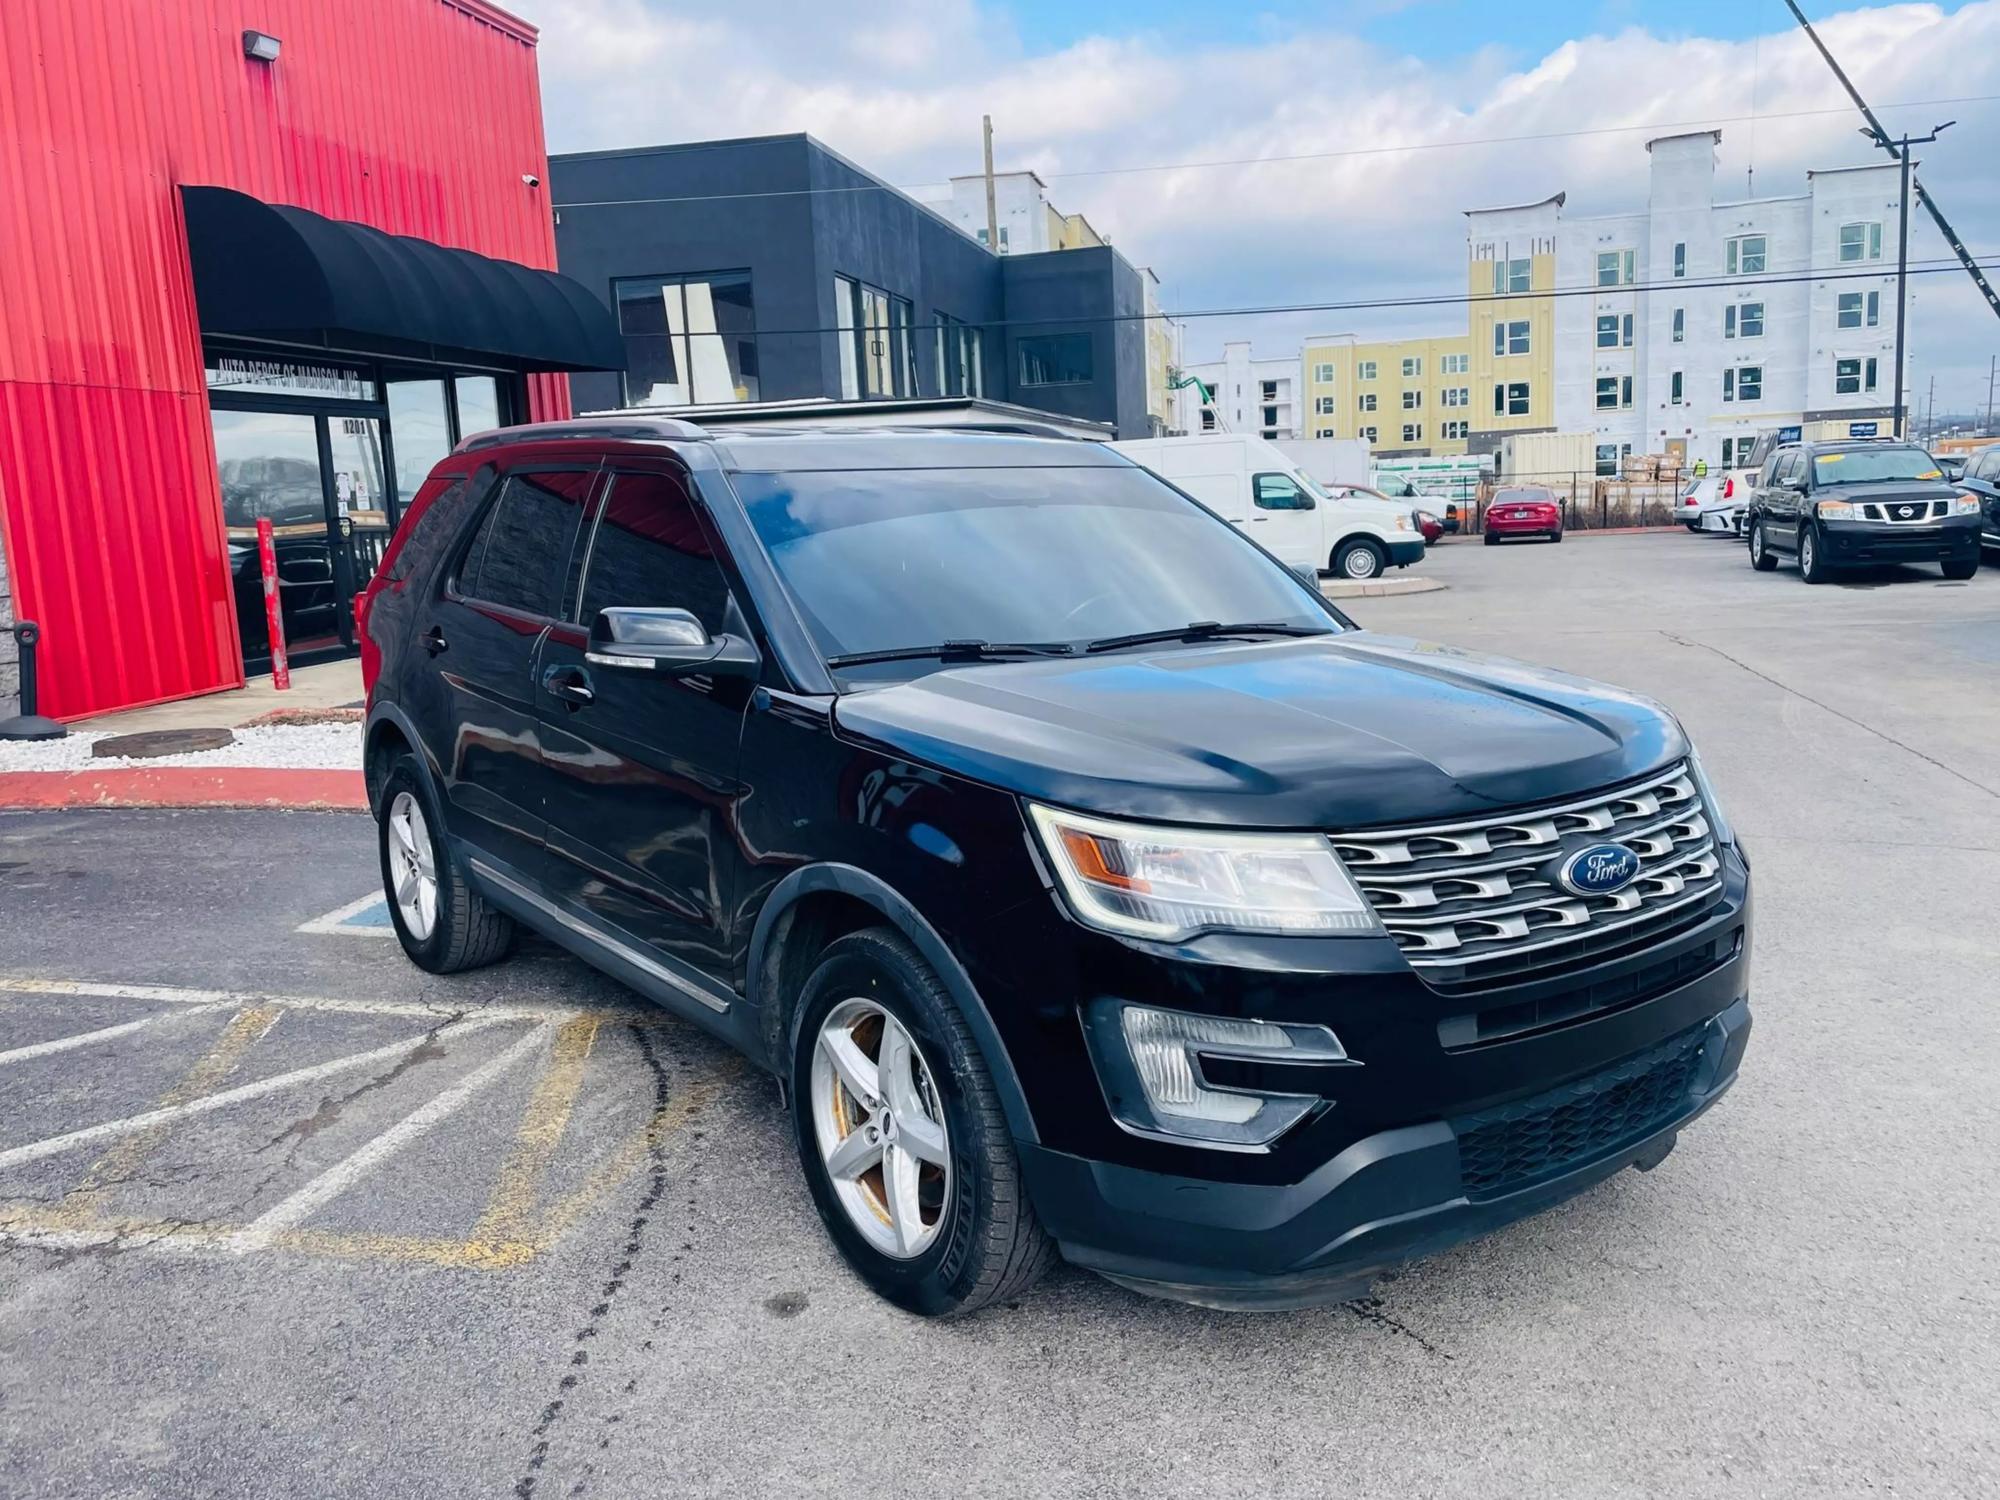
1745, 439, 1982, 581
359, 418, 1753, 1316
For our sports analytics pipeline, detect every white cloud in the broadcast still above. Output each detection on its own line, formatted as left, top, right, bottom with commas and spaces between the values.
529, 0, 2000, 406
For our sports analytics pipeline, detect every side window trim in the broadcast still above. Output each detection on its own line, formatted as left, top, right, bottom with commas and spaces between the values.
1252, 472, 1314, 511
446, 462, 603, 623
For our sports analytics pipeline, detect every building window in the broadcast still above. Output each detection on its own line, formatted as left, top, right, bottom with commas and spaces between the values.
1596, 249, 1634, 286
1401, 356, 1422, 377
1494, 321, 1530, 356
1725, 234, 1767, 275
1361, 426, 1378, 442
1358, 393, 1377, 412
1315, 427, 1335, 438
1838, 291, 1881, 329
615, 271, 759, 407
1313, 362, 1335, 382
1261, 380, 1278, 401
1673, 242, 1686, 278
1442, 419, 1469, 439
1402, 389, 1422, 410
1018, 332, 1093, 386
1441, 387, 1469, 407
976, 225, 1010, 252
832, 276, 914, 399
1672, 308, 1684, 343
1670, 369, 1684, 404
1834, 357, 1879, 394
1200, 409, 1217, 431
1595, 375, 1632, 409
1720, 437, 1747, 467
934, 312, 983, 397
1262, 405, 1278, 428
1595, 313, 1635, 350
1494, 382, 1529, 416
1724, 302, 1765, 339
1358, 360, 1378, 380
1492, 257, 1532, 294
1315, 395, 1335, 415
1723, 365, 1763, 402
1595, 443, 1621, 477
1839, 222, 1883, 262
1402, 423, 1423, 443
1442, 352, 1469, 374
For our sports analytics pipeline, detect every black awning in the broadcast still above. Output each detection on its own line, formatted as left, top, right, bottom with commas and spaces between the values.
180, 186, 625, 373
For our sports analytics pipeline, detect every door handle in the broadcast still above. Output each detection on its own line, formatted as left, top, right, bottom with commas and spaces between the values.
423, 626, 448, 657
541, 664, 595, 708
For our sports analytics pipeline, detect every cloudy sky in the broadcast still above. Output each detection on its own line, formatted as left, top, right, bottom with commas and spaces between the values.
529, 0, 2000, 414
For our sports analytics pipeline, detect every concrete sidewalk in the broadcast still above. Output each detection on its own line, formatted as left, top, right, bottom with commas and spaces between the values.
73, 659, 365, 735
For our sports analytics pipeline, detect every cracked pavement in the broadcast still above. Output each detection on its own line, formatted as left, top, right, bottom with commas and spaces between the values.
1, 533, 1997, 1497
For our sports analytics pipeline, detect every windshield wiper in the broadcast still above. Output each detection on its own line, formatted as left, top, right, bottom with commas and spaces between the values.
1083, 620, 1332, 655
824, 639, 1076, 669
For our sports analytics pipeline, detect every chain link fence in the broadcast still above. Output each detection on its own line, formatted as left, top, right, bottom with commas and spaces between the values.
1426, 467, 1695, 536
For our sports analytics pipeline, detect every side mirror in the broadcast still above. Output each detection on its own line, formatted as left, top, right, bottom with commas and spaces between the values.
585, 606, 759, 679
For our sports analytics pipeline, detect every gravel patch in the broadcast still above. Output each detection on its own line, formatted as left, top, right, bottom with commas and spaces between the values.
0, 722, 361, 772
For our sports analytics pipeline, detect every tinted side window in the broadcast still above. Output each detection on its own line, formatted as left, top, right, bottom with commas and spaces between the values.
1253, 474, 1313, 511
578, 470, 730, 635
382, 474, 469, 585
457, 470, 596, 616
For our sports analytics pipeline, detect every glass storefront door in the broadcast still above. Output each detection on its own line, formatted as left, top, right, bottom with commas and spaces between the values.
213, 409, 346, 666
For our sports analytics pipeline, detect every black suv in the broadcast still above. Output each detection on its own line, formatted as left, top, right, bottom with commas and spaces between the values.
1745, 439, 1982, 581
359, 418, 1752, 1315
1958, 445, 2000, 554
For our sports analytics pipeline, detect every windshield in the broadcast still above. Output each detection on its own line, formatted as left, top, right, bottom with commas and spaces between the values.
1495, 488, 1554, 504
734, 465, 1336, 668
1812, 447, 1944, 484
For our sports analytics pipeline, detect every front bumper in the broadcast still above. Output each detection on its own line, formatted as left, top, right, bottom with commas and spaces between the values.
1012, 857, 1754, 1309
1388, 538, 1426, 567
1820, 516, 1980, 564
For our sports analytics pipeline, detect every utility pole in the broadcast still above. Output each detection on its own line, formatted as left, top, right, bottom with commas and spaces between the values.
1867, 121, 1955, 440
981, 115, 999, 256
1925, 373, 1935, 441
1987, 354, 1996, 435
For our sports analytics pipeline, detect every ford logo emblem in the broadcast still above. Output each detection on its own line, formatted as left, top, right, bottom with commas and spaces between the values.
1558, 843, 1642, 897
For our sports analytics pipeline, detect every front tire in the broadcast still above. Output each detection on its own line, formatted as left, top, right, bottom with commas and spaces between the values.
1942, 556, 1979, 580
1333, 538, 1387, 580
1799, 524, 1831, 584
377, 754, 514, 973
790, 928, 1055, 1316
1749, 520, 1777, 571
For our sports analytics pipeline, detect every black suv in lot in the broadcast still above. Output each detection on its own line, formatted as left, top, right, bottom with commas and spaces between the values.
1745, 439, 1982, 581
359, 418, 1752, 1315
1958, 445, 2000, 553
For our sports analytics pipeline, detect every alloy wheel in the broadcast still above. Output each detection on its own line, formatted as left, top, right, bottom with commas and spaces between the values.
1751, 525, 1764, 565
387, 790, 439, 941
810, 998, 952, 1259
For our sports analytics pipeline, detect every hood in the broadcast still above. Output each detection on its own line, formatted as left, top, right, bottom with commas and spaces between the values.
831, 631, 1685, 830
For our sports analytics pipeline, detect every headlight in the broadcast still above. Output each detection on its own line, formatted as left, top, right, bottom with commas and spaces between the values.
1816, 499, 1856, 521
1394, 513, 1411, 531
1082, 998, 1348, 1149
1028, 804, 1380, 942
1686, 746, 1736, 848
1951, 492, 1980, 516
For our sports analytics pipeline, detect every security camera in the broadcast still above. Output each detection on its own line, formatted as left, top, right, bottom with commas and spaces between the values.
521, 173, 541, 188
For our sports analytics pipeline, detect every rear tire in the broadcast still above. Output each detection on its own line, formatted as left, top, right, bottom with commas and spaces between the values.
377, 754, 514, 974
1333, 538, 1387, 580
790, 928, 1056, 1317
1749, 520, 1777, 571
1942, 556, 1979, 580
1686, 521, 1702, 533
1799, 524, 1831, 584
1483, 532, 1498, 547
1549, 530, 1563, 543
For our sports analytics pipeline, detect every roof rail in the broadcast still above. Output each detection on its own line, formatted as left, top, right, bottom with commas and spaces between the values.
454, 415, 711, 452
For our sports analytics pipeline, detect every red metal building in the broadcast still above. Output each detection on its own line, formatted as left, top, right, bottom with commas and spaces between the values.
0, 0, 620, 720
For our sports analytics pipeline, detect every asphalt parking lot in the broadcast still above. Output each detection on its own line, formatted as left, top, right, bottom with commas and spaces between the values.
3, 533, 1997, 1498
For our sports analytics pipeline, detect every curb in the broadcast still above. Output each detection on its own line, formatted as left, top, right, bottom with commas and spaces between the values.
0, 767, 368, 813
1323, 575, 1448, 599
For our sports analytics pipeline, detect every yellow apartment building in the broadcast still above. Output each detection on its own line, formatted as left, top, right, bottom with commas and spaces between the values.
1300, 333, 1475, 457
1463, 193, 1561, 446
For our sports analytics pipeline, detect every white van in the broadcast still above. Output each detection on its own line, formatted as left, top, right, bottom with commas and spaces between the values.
1110, 433, 1423, 579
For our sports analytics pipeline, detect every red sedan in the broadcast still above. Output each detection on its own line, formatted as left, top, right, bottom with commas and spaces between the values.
1483, 486, 1564, 545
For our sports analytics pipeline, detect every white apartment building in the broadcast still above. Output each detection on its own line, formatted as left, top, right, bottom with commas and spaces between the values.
1545, 131, 1906, 473
1174, 341, 1301, 438
938, 170, 1106, 255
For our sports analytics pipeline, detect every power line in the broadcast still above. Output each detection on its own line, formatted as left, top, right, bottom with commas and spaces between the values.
699, 257, 1996, 340
550, 93, 2000, 211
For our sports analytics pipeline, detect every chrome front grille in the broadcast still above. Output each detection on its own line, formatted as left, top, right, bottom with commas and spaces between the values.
1859, 499, 1946, 523
1332, 764, 1724, 981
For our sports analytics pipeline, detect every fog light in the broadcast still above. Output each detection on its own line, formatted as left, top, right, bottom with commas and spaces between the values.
1084, 999, 1348, 1150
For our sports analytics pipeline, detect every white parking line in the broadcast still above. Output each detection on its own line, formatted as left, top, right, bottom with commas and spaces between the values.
0, 1009, 221, 1068
0, 976, 588, 1024
296, 892, 396, 937
0, 1014, 513, 1173
236, 1022, 555, 1247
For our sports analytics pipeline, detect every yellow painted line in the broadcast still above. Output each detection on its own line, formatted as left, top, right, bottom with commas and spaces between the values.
47, 1005, 283, 1227
464, 1014, 601, 1253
